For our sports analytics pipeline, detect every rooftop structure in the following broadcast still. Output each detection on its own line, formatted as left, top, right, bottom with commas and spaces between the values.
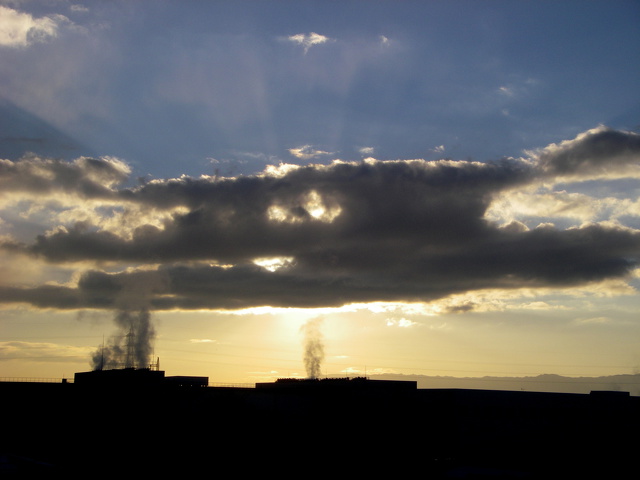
255, 376, 417, 391
73, 367, 208, 388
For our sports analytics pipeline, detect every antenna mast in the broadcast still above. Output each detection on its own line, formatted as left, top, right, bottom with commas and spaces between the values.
125, 325, 135, 369
97, 334, 105, 371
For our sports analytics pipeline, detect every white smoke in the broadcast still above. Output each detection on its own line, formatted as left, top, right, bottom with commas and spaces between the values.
301, 318, 325, 379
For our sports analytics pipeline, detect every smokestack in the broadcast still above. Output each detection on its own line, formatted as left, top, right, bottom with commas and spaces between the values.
301, 318, 324, 379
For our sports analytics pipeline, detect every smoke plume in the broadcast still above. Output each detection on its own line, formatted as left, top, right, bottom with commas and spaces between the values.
89, 270, 166, 371
301, 318, 325, 379
91, 308, 156, 370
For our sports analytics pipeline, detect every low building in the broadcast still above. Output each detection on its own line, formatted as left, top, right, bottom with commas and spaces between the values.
73, 368, 208, 388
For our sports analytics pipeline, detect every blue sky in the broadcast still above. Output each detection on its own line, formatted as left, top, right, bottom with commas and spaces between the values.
2, 1, 640, 387
3, 0, 638, 178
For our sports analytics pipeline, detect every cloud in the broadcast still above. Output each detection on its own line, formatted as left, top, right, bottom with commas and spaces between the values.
358, 147, 375, 156
572, 316, 612, 326
0, 6, 68, 47
0, 341, 89, 362
499, 86, 515, 97
287, 32, 332, 53
288, 145, 333, 160
0, 155, 130, 199
70, 5, 90, 14
532, 126, 640, 181
386, 317, 419, 328
498, 77, 539, 100
486, 189, 619, 227
2, 127, 640, 313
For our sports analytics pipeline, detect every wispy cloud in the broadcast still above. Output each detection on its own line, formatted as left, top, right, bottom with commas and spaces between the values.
288, 145, 333, 160
572, 316, 612, 326
70, 5, 90, 14
499, 86, 515, 97
358, 147, 375, 156
286, 32, 333, 53
386, 317, 419, 328
0, 341, 90, 362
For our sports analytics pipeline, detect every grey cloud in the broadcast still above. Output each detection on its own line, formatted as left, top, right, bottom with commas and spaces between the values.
2, 127, 640, 311
0, 154, 129, 198
23, 158, 533, 264
3, 221, 639, 312
0, 283, 84, 309
536, 126, 640, 179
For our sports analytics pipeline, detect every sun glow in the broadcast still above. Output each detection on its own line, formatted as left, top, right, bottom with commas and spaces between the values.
305, 190, 341, 222
267, 190, 341, 224
253, 256, 294, 272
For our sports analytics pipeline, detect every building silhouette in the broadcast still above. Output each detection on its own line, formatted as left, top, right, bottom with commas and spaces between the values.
2, 373, 638, 478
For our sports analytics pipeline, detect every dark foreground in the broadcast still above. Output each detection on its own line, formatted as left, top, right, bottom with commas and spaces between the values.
2, 378, 638, 478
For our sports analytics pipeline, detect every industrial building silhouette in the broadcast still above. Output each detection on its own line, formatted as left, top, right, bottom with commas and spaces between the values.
2, 369, 638, 478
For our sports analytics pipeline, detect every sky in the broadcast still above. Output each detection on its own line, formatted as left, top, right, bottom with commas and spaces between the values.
1, 0, 640, 386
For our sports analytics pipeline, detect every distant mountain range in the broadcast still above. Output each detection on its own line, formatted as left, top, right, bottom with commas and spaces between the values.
365, 373, 640, 396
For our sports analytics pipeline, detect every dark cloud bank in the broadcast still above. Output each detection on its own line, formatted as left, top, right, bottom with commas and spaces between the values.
2, 126, 640, 313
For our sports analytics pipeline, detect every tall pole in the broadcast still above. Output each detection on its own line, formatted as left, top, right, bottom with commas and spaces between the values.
125, 325, 135, 369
